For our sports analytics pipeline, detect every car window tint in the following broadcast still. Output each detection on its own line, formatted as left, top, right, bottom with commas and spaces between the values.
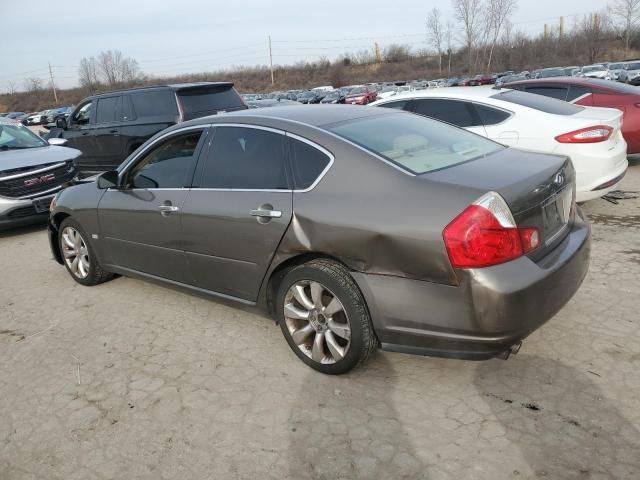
130, 90, 178, 118
73, 101, 93, 125
96, 96, 120, 124
412, 99, 479, 127
523, 86, 568, 101
201, 127, 288, 189
378, 100, 411, 110
475, 104, 511, 125
567, 85, 592, 101
289, 138, 331, 190
329, 112, 503, 175
178, 88, 245, 114
129, 132, 202, 189
491, 90, 584, 115
120, 95, 135, 121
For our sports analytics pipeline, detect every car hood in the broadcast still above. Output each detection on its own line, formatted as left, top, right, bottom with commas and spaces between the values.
0, 146, 81, 173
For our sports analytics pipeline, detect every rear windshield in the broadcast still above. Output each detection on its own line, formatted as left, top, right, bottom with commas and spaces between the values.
178, 87, 244, 114
327, 113, 504, 175
491, 90, 584, 115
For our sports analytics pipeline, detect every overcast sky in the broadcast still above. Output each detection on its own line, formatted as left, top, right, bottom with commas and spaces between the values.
3, 0, 607, 92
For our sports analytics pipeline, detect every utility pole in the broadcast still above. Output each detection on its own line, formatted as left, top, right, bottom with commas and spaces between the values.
268, 36, 274, 86
374, 42, 381, 64
559, 16, 564, 38
48, 61, 58, 104
543, 24, 549, 39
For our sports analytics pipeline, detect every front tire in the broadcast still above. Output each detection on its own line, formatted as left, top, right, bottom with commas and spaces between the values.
276, 259, 377, 374
58, 218, 114, 286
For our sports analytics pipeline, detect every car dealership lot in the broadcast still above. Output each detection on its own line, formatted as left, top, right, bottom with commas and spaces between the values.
0, 164, 639, 479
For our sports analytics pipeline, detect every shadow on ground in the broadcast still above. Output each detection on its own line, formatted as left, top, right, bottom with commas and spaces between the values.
286, 353, 423, 480
474, 355, 640, 479
0, 222, 47, 239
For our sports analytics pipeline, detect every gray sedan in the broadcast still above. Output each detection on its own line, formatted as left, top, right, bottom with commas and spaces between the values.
48, 105, 590, 374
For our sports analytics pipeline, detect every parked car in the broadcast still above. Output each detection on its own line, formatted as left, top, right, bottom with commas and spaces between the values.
296, 90, 323, 104
26, 110, 51, 126
376, 86, 401, 100
371, 88, 628, 202
534, 67, 567, 79
5, 112, 26, 121
319, 90, 346, 104
344, 86, 377, 105
495, 74, 528, 88
0, 118, 79, 229
607, 62, 625, 81
47, 82, 247, 175
48, 105, 590, 374
501, 77, 640, 154
563, 66, 581, 76
246, 99, 301, 108
579, 64, 611, 81
469, 74, 497, 86
618, 60, 640, 85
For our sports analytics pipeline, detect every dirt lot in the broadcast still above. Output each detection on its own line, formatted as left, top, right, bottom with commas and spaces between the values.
1, 162, 639, 480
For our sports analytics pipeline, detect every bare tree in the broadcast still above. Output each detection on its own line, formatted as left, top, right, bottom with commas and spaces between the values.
95, 50, 140, 87
78, 56, 100, 92
485, 0, 518, 70
580, 12, 611, 63
427, 8, 445, 74
445, 20, 455, 73
609, 0, 640, 57
24, 77, 43, 92
452, 0, 483, 72
6, 80, 17, 95
382, 44, 412, 63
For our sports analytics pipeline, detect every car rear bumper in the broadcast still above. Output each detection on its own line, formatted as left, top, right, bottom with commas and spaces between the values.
353, 208, 591, 360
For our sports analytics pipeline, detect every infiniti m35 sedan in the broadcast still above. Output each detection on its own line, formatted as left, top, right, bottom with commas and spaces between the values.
48, 105, 590, 374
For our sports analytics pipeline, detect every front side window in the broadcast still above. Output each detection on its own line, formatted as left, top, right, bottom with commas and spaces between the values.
72, 101, 93, 125
200, 126, 288, 190
411, 99, 479, 127
128, 131, 202, 189
289, 137, 331, 190
328, 112, 504, 175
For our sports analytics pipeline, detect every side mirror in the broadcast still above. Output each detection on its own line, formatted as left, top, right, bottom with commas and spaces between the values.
97, 170, 119, 189
48, 138, 68, 146
56, 117, 67, 130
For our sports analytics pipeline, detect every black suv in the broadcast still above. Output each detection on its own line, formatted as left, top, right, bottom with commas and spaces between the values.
50, 82, 247, 174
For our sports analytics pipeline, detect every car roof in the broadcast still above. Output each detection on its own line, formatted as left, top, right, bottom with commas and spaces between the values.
180, 104, 395, 129
372, 86, 503, 102
503, 77, 615, 89
89, 81, 234, 98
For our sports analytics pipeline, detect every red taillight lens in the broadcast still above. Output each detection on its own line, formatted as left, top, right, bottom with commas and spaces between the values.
443, 193, 540, 269
555, 125, 613, 143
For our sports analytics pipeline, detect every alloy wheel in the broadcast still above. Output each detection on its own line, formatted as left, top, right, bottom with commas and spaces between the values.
283, 280, 351, 364
61, 226, 90, 279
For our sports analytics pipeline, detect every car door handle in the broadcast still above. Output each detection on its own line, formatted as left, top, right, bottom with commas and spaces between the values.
81, 131, 90, 136
158, 204, 179, 215
251, 209, 282, 218
109, 129, 120, 135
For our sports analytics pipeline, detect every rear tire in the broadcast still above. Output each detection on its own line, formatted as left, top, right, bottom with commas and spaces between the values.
276, 259, 378, 375
58, 218, 114, 286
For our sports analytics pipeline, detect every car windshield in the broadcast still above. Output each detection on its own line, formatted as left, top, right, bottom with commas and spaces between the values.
324, 91, 340, 98
609, 63, 623, 70
349, 87, 366, 94
538, 68, 565, 77
381, 86, 397, 93
0, 123, 48, 150
492, 90, 584, 115
327, 113, 504, 175
583, 66, 605, 73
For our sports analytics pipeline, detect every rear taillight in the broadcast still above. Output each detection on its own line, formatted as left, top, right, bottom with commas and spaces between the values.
555, 125, 613, 143
443, 192, 539, 269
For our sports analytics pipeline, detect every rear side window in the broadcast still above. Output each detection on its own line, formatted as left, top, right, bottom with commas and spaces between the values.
130, 90, 178, 118
523, 86, 568, 101
412, 99, 479, 127
200, 126, 288, 189
289, 137, 331, 190
474, 104, 511, 125
378, 100, 411, 110
492, 90, 584, 115
567, 85, 592, 102
328, 112, 503, 175
178, 88, 244, 115
96, 96, 120, 124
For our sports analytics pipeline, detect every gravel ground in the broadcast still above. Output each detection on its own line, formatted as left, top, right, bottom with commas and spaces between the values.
1, 161, 639, 480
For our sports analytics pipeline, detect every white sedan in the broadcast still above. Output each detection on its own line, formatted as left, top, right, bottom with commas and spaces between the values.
371, 88, 628, 202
